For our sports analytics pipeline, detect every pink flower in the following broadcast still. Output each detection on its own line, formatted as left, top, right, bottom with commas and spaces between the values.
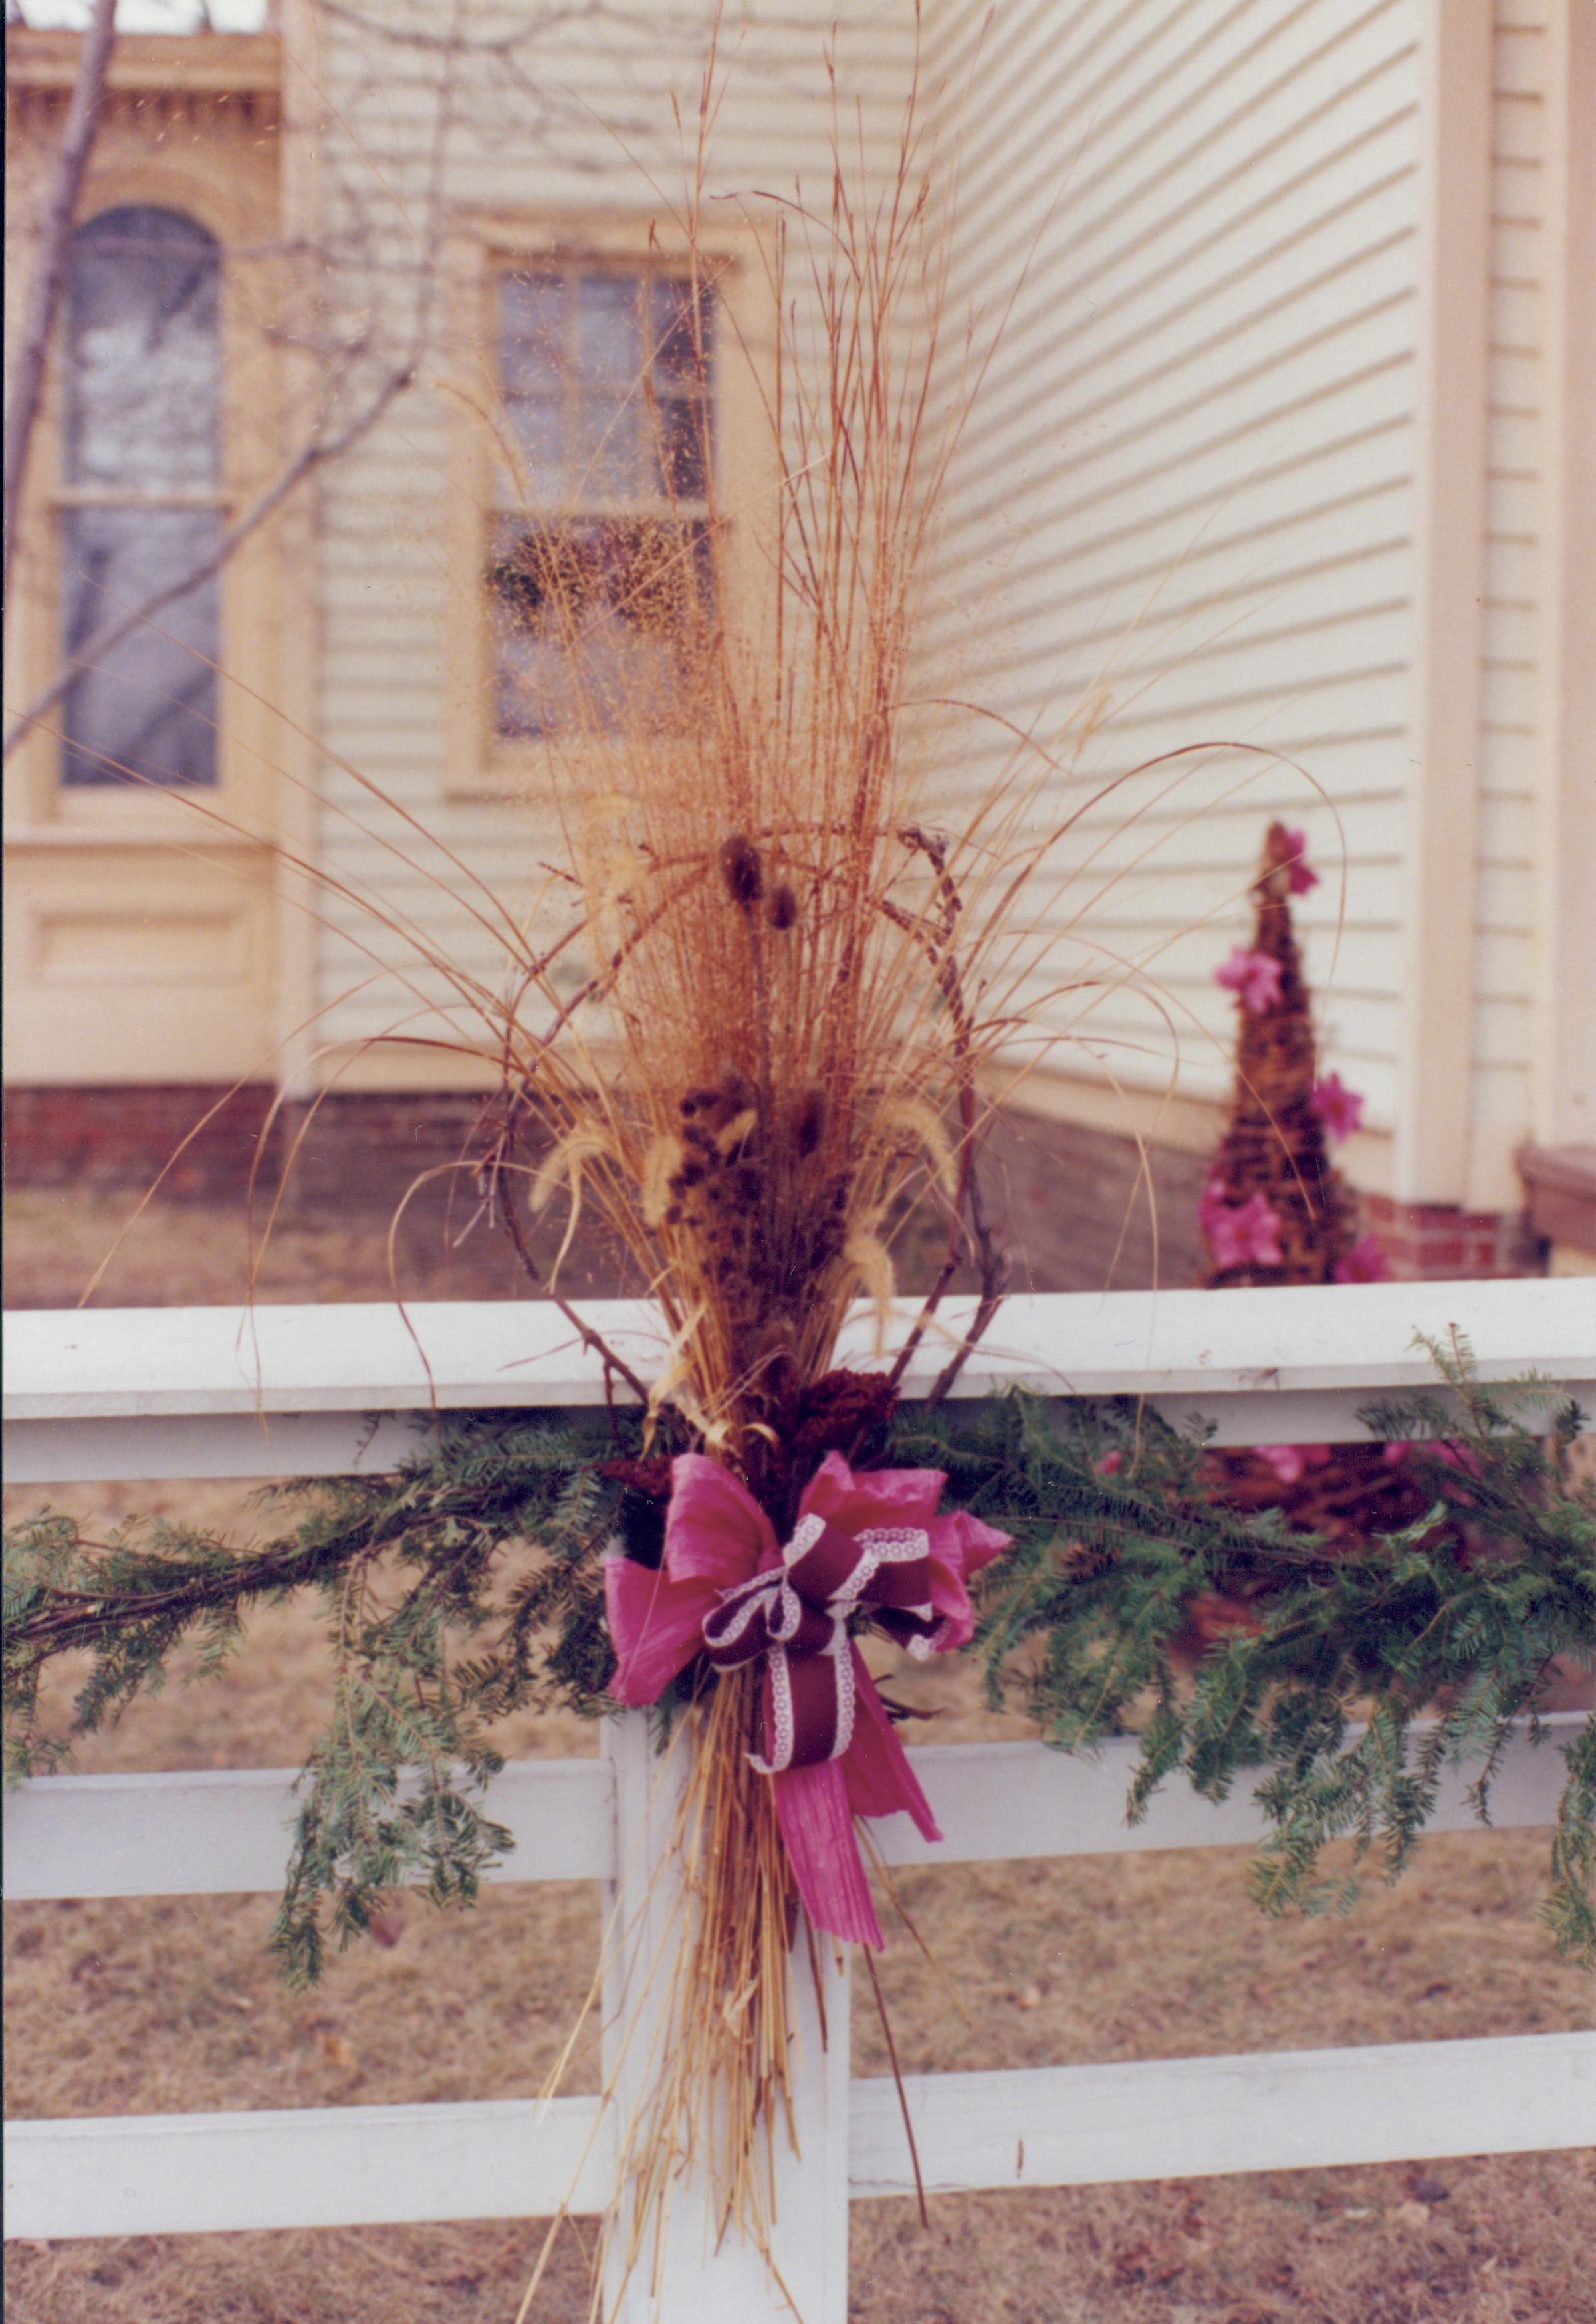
1214, 945, 1283, 1015
1206, 1190, 1284, 1270
1280, 828, 1319, 895
1197, 1174, 1232, 1233
1431, 1440, 1482, 1478
1381, 1441, 1409, 1466
1333, 1232, 1389, 1284
1310, 1073, 1364, 1141
1257, 1443, 1331, 1486
1095, 1449, 1123, 1476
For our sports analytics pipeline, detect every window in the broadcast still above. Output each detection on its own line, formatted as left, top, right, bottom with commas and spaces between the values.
485, 263, 715, 742
60, 205, 222, 787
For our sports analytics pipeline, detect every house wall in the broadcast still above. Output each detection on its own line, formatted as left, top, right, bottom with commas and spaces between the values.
913, 0, 1577, 1246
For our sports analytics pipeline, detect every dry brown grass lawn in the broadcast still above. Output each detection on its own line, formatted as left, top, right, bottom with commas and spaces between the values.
5, 1193, 1594, 2324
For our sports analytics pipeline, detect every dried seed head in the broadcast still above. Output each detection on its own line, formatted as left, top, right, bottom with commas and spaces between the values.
766, 882, 800, 932
794, 1086, 826, 1157
719, 834, 764, 910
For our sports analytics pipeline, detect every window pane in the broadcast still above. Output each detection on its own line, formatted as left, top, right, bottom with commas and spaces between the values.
575, 274, 639, 388
488, 516, 710, 738
655, 393, 709, 499
67, 207, 220, 490
501, 394, 564, 500
60, 506, 219, 786
650, 275, 711, 387
572, 394, 646, 497
498, 270, 566, 396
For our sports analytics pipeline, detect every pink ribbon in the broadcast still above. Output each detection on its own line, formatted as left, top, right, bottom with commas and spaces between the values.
604, 1449, 1010, 1948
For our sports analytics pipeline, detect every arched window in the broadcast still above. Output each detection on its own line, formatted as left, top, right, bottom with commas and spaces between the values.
60, 205, 221, 787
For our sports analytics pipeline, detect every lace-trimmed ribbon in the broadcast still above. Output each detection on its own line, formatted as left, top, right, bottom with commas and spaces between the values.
604, 1449, 1010, 1948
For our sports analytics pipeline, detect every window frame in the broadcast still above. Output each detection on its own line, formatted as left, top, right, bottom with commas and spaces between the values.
443, 208, 776, 801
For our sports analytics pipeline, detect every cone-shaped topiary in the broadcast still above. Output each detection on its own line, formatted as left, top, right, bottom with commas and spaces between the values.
1198, 820, 1369, 1288
1197, 824, 1418, 1551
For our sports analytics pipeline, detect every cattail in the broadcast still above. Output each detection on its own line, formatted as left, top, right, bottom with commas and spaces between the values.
719, 834, 764, 909
766, 881, 799, 932
793, 1087, 826, 1157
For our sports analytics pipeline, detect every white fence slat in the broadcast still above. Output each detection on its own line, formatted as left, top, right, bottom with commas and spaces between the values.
1, 2095, 613, 2241
27, 1385, 1587, 1484
2, 1411, 429, 1484
874, 1714, 1583, 1868
1, 1758, 614, 1901
7, 1281, 1591, 1482
848, 2033, 1596, 2198
7, 1720, 1577, 1903
8, 2034, 1591, 2244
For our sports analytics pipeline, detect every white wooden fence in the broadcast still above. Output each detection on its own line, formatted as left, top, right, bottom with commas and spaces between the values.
5, 1282, 1595, 2320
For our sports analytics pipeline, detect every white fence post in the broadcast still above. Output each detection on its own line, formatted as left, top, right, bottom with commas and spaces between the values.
602, 1713, 851, 2323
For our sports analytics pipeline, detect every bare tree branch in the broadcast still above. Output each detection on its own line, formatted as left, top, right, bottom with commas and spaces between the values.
2, 0, 119, 604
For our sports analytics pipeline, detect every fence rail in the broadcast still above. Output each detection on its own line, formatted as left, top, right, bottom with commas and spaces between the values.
4, 1284, 1593, 2318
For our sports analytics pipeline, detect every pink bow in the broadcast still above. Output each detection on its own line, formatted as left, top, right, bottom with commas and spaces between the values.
604, 1450, 1010, 1948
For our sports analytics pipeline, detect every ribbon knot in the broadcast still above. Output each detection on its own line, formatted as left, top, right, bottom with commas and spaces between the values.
701, 1514, 938, 1774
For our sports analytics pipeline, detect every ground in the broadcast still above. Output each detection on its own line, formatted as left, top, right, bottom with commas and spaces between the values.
3, 1189, 1593, 2324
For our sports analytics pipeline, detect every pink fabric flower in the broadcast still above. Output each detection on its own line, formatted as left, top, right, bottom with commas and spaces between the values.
1206, 1191, 1284, 1270
1256, 1443, 1331, 1486
1197, 1174, 1232, 1234
604, 1450, 1009, 1947
1214, 945, 1283, 1014
1310, 1073, 1364, 1141
1333, 1232, 1389, 1284
1280, 828, 1319, 895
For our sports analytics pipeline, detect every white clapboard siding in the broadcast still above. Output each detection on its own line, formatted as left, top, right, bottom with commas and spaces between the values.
9, 2036, 1593, 2242
7, 1280, 1592, 1481
6, 1718, 1578, 1903
913, 0, 1423, 1125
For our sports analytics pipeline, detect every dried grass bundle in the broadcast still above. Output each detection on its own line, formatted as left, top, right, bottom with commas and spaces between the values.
465, 54, 1032, 1525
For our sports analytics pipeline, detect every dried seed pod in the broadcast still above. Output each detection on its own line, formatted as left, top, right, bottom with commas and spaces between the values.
719, 834, 764, 909
766, 881, 799, 932
793, 1086, 826, 1157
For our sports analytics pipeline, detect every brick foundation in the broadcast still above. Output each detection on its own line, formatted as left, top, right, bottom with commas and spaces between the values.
3, 1084, 1549, 1288
1362, 1193, 1545, 1282
3, 1084, 281, 1203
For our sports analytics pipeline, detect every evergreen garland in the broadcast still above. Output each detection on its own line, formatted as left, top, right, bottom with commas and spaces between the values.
889, 1345, 1593, 1964
5, 1354, 1591, 1976
5, 1410, 647, 1983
